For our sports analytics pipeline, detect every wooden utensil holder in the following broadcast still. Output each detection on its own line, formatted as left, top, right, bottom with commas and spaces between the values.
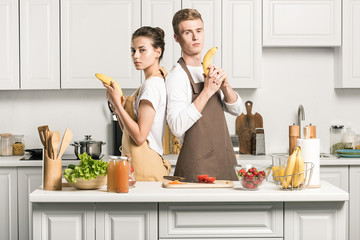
43, 152, 62, 190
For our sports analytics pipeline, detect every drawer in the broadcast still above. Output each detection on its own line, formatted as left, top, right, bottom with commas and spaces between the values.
159, 202, 283, 238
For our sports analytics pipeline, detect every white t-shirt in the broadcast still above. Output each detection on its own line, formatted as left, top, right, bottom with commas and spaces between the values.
133, 76, 166, 155
166, 63, 244, 144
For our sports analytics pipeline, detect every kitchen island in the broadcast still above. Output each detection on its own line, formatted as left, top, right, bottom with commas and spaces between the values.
30, 181, 348, 240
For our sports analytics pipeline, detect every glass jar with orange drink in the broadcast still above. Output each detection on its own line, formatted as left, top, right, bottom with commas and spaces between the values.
107, 156, 129, 193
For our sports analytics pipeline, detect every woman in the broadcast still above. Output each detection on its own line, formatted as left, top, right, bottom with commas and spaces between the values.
104, 26, 171, 181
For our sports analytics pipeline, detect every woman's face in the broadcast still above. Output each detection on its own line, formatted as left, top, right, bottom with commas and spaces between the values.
131, 36, 161, 70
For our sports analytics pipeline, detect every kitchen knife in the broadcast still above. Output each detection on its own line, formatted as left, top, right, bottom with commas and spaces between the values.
163, 176, 197, 183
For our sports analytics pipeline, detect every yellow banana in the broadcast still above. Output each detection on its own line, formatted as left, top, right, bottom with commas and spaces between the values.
282, 147, 298, 189
95, 73, 123, 97
202, 47, 218, 76
292, 147, 305, 188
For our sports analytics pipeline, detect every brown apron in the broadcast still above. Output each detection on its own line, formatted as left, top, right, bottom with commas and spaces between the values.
174, 58, 238, 181
121, 67, 171, 181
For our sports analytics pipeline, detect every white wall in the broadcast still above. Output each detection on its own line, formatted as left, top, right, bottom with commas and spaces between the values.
1, 47, 360, 156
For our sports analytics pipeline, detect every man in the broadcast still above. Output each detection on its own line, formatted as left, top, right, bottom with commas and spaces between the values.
166, 9, 244, 181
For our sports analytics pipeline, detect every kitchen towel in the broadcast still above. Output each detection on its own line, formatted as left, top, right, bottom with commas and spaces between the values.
297, 138, 320, 187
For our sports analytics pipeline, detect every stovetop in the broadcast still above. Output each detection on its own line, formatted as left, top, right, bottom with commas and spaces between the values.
20, 154, 80, 161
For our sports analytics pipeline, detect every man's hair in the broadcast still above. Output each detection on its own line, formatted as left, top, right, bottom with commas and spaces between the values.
172, 8, 203, 35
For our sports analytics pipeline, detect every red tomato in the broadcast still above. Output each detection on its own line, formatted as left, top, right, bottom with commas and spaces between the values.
197, 175, 208, 183
205, 177, 216, 183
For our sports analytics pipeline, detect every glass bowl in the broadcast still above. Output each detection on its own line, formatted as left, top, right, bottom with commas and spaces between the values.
234, 164, 271, 191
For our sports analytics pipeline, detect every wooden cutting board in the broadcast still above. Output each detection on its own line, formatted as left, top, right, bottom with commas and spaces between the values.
162, 180, 234, 188
236, 101, 263, 154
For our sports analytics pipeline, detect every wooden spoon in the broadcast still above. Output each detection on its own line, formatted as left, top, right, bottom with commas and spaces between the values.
57, 128, 73, 160
51, 131, 61, 160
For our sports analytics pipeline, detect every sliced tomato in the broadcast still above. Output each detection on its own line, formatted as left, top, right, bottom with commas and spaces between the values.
197, 175, 208, 183
205, 177, 216, 183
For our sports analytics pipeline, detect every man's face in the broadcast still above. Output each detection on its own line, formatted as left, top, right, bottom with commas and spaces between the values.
174, 19, 204, 56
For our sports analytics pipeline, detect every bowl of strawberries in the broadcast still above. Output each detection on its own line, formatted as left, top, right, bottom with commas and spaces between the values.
234, 164, 271, 191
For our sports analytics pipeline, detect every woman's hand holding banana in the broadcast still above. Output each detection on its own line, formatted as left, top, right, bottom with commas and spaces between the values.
104, 81, 126, 112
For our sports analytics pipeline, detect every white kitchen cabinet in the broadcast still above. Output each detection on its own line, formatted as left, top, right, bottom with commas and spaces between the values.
95, 203, 158, 240
222, 0, 262, 88
18, 167, 42, 240
320, 165, 349, 192
20, 0, 60, 89
61, 0, 141, 89
350, 166, 360, 240
32, 203, 95, 240
159, 202, 283, 238
284, 202, 347, 240
0, 168, 18, 240
335, 0, 360, 88
142, 0, 181, 74
0, 0, 19, 89
182, 0, 222, 68
263, 0, 341, 47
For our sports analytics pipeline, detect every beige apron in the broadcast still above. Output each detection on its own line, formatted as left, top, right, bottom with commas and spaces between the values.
121, 67, 171, 181
174, 58, 238, 181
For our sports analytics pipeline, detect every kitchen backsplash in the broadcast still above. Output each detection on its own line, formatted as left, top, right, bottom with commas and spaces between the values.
1, 48, 360, 155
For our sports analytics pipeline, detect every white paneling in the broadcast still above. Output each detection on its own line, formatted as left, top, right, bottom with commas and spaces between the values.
335, 0, 360, 88
142, 0, 181, 75
61, 0, 141, 89
182, 0, 222, 68
96, 203, 158, 240
20, 0, 60, 89
0, 0, 19, 89
222, 0, 261, 88
0, 168, 18, 240
159, 202, 283, 238
263, 0, 341, 46
320, 166, 349, 191
18, 167, 42, 240
33, 203, 95, 240
350, 166, 360, 240
285, 202, 347, 240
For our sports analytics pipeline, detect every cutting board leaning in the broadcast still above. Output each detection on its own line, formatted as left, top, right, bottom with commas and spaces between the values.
236, 101, 263, 154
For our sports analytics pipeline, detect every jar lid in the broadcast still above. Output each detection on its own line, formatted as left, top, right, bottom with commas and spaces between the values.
0, 133, 12, 138
331, 125, 344, 129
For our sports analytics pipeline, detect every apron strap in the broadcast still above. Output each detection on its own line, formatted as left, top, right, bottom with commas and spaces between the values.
177, 58, 202, 94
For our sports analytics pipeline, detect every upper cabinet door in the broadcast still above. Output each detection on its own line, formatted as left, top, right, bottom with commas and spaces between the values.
142, 0, 181, 76
0, 0, 19, 90
61, 0, 141, 89
20, 0, 60, 89
182, 0, 222, 68
263, 0, 341, 47
335, 0, 360, 88
222, 0, 262, 88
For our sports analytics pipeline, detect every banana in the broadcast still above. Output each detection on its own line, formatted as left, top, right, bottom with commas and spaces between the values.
292, 147, 305, 188
282, 147, 298, 189
202, 47, 218, 76
95, 73, 123, 96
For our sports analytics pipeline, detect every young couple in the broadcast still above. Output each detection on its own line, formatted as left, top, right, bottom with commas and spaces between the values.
105, 9, 244, 182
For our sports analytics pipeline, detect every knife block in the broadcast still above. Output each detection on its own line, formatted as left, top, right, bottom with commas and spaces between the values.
43, 152, 62, 190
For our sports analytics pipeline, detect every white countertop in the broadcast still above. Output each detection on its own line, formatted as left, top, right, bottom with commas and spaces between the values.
2, 153, 359, 167
29, 181, 348, 203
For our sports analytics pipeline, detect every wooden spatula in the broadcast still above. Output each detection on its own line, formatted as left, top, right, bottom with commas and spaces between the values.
51, 131, 61, 160
57, 128, 72, 160
37, 125, 49, 147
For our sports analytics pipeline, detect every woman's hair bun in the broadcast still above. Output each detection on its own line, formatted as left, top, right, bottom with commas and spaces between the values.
155, 27, 165, 40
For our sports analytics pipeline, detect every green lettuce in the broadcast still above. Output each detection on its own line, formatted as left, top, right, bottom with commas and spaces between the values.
63, 152, 108, 183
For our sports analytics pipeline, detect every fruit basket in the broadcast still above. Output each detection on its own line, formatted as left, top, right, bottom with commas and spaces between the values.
234, 164, 271, 191
272, 162, 314, 191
